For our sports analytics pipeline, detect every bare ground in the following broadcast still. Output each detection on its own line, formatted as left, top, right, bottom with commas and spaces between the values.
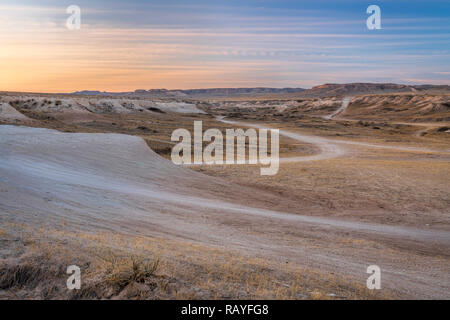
0, 92, 449, 299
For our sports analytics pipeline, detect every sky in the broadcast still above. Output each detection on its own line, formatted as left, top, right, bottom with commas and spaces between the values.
0, 0, 449, 92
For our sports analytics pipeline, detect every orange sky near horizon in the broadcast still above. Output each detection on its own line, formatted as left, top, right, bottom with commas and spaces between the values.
1, 28, 294, 93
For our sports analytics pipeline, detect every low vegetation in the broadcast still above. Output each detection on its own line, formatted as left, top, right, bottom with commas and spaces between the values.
0, 222, 395, 299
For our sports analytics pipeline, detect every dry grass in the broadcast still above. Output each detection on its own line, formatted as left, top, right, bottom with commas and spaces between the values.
0, 264, 46, 290
101, 254, 160, 289
0, 221, 396, 300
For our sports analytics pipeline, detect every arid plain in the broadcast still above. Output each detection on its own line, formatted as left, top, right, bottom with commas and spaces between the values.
0, 84, 449, 299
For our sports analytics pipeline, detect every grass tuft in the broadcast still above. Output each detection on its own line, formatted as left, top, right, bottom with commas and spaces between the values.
102, 254, 160, 290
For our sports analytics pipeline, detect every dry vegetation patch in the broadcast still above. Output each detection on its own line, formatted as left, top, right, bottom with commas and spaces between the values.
0, 222, 395, 300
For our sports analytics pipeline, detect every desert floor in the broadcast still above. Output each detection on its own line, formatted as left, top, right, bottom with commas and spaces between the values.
0, 94, 449, 299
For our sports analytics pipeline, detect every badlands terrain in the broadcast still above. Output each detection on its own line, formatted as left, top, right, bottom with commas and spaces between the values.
0, 85, 449, 299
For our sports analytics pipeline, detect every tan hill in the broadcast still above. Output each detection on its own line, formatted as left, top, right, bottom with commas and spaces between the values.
341, 94, 450, 122
301, 83, 450, 98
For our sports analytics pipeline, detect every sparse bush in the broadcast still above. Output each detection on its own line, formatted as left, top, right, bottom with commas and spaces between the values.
0, 264, 44, 289
102, 255, 159, 290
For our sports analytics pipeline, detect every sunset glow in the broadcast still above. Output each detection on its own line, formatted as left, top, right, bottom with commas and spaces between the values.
1, 0, 449, 92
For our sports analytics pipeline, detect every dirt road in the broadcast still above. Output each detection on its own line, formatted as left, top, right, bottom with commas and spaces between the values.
323, 97, 353, 120
217, 116, 450, 165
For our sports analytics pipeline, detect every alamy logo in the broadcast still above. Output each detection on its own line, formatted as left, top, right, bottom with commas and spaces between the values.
366, 265, 381, 290
66, 5, 81, 30
171, 121, 279, 175
66, 265, 81, 290
366, 5, 381, 30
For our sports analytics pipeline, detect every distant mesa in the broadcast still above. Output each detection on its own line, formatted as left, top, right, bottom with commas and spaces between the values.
307, 83, 450, 97
70, 83, 450, 98
71, 87, 306, 98
72, 90, 104, 95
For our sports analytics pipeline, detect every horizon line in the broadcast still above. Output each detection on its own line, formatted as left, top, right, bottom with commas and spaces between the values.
3, 82, 449, 96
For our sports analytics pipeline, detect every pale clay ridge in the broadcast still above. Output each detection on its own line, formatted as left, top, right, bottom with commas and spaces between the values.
1, 96, 205, 114
0, 125, 448, 245
0, 103, 31, 121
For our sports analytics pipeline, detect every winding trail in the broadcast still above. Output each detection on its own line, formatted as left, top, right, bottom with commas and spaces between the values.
216, 115, 449, 165
217, 116, 345, 162
323, 96, 353, 120
215, 95, 450, 163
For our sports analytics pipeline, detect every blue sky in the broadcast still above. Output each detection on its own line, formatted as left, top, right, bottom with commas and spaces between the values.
1, 0, 449, 92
